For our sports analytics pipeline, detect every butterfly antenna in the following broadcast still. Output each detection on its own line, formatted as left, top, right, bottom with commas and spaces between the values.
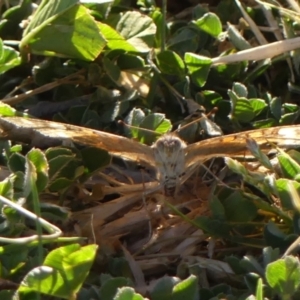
199, 162, 233, 190
175, 107, 218, 133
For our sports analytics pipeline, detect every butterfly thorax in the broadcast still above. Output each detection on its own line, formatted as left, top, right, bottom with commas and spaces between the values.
151, 134, 187, 194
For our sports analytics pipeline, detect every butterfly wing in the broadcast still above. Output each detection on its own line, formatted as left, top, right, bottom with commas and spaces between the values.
0, 116, 155, 167
185, 125, 300, 167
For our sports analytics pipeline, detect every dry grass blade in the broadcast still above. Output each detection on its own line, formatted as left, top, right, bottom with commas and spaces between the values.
1, 69, 86, 105
212, 37, 300, 64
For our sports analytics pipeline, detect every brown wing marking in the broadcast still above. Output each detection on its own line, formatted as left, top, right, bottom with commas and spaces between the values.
185, 125, 300, 167
0, 117, 155, 167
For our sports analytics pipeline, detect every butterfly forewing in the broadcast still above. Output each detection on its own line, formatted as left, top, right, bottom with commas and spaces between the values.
185, 126, 300, 167
0, 116, 155, 168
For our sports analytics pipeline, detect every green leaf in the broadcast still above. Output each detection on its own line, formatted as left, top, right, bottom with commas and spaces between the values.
116, 11, 156, 52
45, 147, 75, 161
99, 277, 133, 300
252, 119, 277, 128
103, 56, 121, 83
138, 113, 171, 143
40, 202, 69, 222
227, 23, 251, 50
263, 247, 280, 267
48, 155, 75, 180
156, 50, 185, 77
126, 111, 171, 144
277, 149, 300, 179
117, 54, 145, 70
26, 149, 49, 192
232, 82, 248, 98
276, 179, 300, 210
263, 222, 293, 250
184, 53, 211, 87
114, 287, 145, 300
270, 97, 282, 120
8, 153, 26, 173
0, 177, 14, 200
192, 12, 222, 37
231, 97, 255, 122
222, 191, 258, 222
81, 147, 110, 174
172, 275, 198, 300
98, 23, 137, 52
266, 256, 300, 297
255, 278, 263, 300
18, 244, 97, 299
151, 9, 165, 48
48, 177, 74, 192
194, 216, 231, 237
241, 256, 264, 275
0, 38, 21, 74
280, 112, 299, 125
125, 108, 145, 138
249, 98, 267, 115
246, 139, 273, 170
209, 196, 226, 220
151, 276, 179, 300
21, 2, 106, 60
167, 27, 199, 56
23, 158, 37, 198
0, 103, 19, 117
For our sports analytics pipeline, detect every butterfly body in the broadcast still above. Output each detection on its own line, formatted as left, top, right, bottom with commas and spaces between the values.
152, 133, 187, 194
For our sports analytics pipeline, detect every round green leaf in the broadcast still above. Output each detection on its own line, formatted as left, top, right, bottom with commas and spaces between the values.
156, 50, 185, 77
184, 53, 211, 87
192, 12, 222, 37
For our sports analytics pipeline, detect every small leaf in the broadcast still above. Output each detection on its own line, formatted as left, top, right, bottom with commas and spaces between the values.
184, 53, 211, 87
241, 256, 264, 275
99, 277, 133, 300
266, 256, 300, 297
276, 179, 300, 210
223, 191, 258, 222
249, 98, 267, 115
21, 3, 106, 60
168, 27, 199, 56
0, 103, 17, 116
81, 147, 110, 174
172, 275, 198, 300
0, 177, 14, 200
278, 149, 300, 180
103, 57, 121, 83
48, 178, 74, 192
255, 278, 264, 300
0, 38, 21, 74
232, 82, 248, 98
246, 138, 273, 170
116, 11, 156, 52
114, 287, 144, 300
18, 244, 97, 298
192, 12, 222, 37
98, 23, 137, 52
27, 149, 49, 192
231, 98, 255, 122
156, 50, 185, 77
151, 276, 179, 300
270, 97, 282, 120
8, 152, 26, 173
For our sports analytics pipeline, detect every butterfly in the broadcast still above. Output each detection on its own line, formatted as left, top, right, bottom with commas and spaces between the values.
0, 116, 300, 194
